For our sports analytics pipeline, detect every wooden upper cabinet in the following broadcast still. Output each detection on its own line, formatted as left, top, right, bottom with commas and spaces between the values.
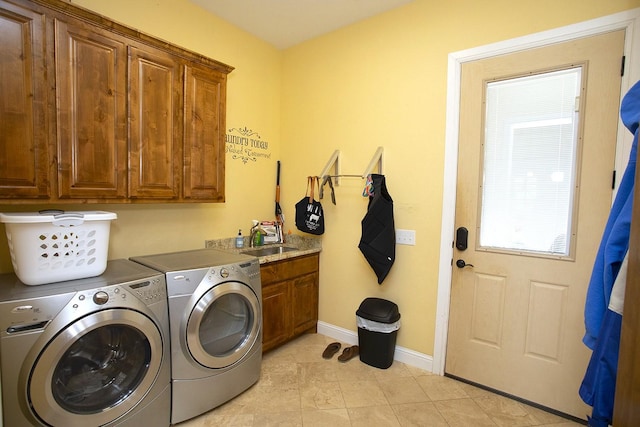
128, 45, 182, 199
184, 64, 226, 201
55, 18, 127, 199
0, 1, 49, 199
0, 0, 233, 204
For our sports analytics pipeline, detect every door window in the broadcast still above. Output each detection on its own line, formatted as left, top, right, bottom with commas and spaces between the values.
51, 324, 151, 414
479, 68, 582, 257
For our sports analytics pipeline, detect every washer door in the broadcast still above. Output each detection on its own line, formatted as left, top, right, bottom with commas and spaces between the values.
29, 309, 163, 427
187, 281, 260, 369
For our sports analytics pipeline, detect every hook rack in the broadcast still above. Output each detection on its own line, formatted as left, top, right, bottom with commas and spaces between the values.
319, 150, 341, 184
362, 146, 384, 177
319, 147, 384, 186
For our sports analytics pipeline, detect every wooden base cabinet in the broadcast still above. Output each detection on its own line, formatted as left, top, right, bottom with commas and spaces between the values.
262, 281, 290, 352
261, 254, 319, 353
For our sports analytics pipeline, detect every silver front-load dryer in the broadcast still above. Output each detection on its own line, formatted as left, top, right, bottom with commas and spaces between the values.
0, 259, 171, 427
130, 248, 262, 424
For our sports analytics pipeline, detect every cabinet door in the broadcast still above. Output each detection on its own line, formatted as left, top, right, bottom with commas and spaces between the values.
0, 1, 49, 199
55, 18, 127, 199
128, 45, 182, 199
292, 272, 319, 336
262, 281, 291, 353
183, 63, 226, 201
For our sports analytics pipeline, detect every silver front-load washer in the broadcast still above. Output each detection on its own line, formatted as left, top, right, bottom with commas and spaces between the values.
0, 259, 171, 427
130, 248, 262, 424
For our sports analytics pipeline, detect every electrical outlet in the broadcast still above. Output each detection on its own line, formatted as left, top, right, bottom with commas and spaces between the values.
396, 229, 416, 245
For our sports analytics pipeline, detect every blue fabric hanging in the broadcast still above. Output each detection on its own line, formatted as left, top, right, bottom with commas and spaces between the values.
580, 79, 640, 426
580, 309, 623, 427
582, 131, 637, 349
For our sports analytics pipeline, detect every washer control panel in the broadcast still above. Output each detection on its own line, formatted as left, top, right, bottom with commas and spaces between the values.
93, 291, 109, 305
69, 276, 166, 309
128, 276, 167, 305
241, 260, 261, 280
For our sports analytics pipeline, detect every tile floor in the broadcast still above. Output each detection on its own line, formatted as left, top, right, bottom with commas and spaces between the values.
177, 333, 584, 426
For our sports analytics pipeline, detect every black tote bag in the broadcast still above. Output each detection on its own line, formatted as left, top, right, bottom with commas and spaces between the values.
295, 176, 325, 235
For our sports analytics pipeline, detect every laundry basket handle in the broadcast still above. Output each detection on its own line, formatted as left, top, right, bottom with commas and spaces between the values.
50, 212, 85, 227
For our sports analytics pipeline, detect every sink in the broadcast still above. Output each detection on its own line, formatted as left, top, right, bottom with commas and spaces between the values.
241, 246, 298, 257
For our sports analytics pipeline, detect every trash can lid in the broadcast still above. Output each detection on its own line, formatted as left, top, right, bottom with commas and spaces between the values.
356, 297, 400, 323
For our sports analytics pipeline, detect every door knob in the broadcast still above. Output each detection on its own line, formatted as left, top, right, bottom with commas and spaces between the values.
456, 259, 474, 268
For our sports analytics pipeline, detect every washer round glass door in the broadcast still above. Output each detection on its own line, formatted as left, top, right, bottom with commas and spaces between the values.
29, 309, 163, 427
187, 281, 260, 368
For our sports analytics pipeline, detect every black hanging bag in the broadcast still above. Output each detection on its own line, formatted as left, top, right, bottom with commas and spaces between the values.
295, 176, 325, 235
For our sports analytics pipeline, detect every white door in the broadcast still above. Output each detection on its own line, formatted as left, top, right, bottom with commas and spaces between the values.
446, 30, 625, 419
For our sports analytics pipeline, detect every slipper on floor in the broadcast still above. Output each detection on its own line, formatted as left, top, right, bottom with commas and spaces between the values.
322, 342, 341, 359
337, 345, 359, 362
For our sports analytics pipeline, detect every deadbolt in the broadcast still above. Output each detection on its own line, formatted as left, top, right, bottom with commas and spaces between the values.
455, 227, 469, 251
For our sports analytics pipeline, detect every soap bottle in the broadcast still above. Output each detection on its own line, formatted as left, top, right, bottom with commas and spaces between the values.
250, 220, 263, 247
235, 229, 244, 248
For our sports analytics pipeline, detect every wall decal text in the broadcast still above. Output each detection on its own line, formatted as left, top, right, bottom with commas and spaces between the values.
226, 126, 271, 164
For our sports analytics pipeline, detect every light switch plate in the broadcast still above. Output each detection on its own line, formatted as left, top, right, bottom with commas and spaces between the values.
396, 229, 416, 245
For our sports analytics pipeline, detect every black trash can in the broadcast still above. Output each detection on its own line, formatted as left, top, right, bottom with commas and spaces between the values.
356, 297, 401, 369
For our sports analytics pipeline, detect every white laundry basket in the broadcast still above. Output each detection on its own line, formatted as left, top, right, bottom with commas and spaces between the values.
0, 210, 117, 285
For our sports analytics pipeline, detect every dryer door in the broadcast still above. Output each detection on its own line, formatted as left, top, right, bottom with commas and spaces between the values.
28, 309, 163, 427
187, 281, 260, 368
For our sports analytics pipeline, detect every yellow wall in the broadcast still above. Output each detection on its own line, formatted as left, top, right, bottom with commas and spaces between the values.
281, 0, 640, 356
1, 0, 638, 359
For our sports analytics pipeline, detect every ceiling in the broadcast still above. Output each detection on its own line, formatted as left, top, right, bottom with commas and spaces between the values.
189, 0, 415, 50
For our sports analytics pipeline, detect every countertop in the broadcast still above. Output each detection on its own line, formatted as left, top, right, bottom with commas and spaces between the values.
205, 234, 321, 264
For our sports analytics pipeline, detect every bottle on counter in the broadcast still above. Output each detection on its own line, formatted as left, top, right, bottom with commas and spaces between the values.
250, 220, 264, 247
254, 230, 263, 247
235, 229, 244, 248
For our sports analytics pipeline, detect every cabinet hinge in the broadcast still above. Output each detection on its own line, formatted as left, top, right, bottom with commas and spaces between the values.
612, 170, 617, 190
621, 56, 626, 77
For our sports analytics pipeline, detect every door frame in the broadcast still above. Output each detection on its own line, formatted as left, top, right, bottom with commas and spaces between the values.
434, 8, 640, 376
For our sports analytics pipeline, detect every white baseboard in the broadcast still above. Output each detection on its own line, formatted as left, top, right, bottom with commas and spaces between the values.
317, 321, 434, 373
